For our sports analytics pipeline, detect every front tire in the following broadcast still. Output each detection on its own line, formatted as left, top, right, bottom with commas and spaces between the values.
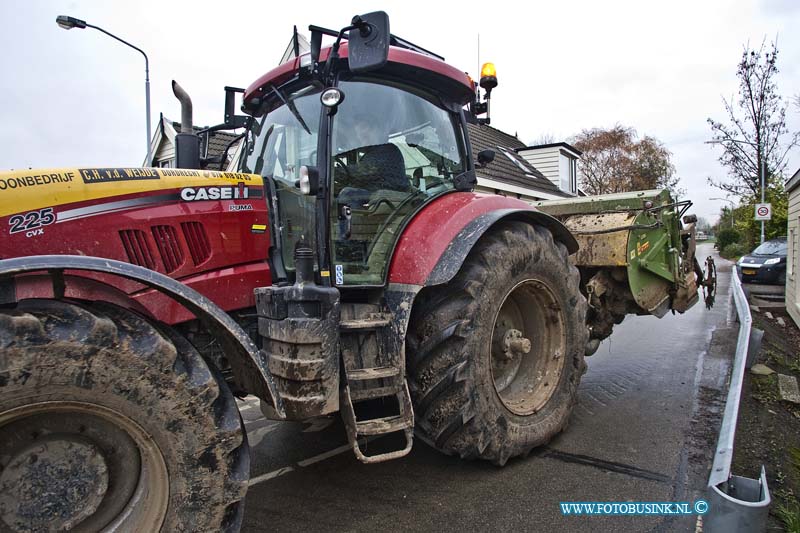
407, 222, 588, 465
0, 299, 249, 532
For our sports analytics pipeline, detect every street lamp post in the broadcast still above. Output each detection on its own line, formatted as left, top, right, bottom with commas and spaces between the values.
56, 15, 152, 165
705, 138, 767, 244
710, 197, 736, 229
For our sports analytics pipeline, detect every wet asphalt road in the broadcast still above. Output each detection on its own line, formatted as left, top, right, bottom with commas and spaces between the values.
239, 244, 735, 532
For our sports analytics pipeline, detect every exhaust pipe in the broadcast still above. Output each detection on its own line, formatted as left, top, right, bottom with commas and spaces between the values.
171, 80, 201, 169
172, 80, 193, 133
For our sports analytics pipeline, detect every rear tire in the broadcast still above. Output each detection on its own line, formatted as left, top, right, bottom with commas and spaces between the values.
0, 299, 249, 532
407, 222, 588, 465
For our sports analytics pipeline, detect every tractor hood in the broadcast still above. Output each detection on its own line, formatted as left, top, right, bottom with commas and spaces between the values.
0, 167, 271, 325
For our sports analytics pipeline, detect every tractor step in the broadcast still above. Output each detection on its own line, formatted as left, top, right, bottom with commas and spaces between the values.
340, 380, 414, 464
339, 316, 391, 330
356, 414, 413, 436
349, 385, 401, 402
347, 366, 400, 381
338, 302, 411, 462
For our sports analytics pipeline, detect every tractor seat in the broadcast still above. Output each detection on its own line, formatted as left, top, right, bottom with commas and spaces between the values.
350, 143, 410, 193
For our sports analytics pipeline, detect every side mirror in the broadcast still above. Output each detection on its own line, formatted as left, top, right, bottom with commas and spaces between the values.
477, 149, 495, 168
348, 11, 390, 73
224, 86, 249, 128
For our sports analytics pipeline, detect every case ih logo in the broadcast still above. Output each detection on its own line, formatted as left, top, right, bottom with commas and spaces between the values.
180, 182, 261, 202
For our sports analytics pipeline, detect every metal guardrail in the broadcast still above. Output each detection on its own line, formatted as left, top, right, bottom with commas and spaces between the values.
705, 271, 770, 532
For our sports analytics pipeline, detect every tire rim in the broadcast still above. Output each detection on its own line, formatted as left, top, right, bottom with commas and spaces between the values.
490, 278, 567, 416
0, 401, 169, 533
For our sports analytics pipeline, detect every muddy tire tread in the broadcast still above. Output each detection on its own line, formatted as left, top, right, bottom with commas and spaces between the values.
0, 299, 248, 532
407, 222, 588, 465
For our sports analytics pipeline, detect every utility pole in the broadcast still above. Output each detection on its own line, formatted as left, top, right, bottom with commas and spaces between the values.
760, 151, 766, 244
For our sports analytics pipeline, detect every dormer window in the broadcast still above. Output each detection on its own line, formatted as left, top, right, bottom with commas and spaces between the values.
517, 142, 582, 196
563, 152, 577, 194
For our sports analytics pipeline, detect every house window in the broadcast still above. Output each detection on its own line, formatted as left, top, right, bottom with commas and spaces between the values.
158, 159, 172, 168
790, 225, 796, 278
568, 156, 577, 194
560, 151, 578, 195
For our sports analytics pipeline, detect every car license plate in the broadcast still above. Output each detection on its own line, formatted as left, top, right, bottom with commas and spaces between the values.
742, 269, 756, 275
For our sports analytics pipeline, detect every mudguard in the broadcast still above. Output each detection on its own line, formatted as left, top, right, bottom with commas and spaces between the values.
388, 192, 577, 287
0, 254, 285, 418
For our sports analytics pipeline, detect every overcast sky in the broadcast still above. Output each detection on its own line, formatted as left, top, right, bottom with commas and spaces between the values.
2, 0, 799, 223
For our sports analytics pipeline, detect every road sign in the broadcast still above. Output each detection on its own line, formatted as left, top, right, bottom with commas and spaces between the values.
754, 203, 772, 221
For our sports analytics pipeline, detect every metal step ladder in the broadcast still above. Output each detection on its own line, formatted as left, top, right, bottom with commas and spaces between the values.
338, 315, 414, 463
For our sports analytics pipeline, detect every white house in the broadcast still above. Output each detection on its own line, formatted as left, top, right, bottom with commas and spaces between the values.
467, 124, 572, 202
517, 142, 582, 197
787, 167, 800, 327
144, 114, 243, 171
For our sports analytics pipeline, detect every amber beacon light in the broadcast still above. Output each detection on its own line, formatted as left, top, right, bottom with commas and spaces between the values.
480, 62, 498, 90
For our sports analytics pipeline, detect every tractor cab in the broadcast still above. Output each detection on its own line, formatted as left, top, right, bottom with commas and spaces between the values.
239, 12, 482, 288
236, 13, 499, 461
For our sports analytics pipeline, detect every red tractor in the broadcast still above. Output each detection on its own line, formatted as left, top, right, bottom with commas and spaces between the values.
0, 12, 711, 532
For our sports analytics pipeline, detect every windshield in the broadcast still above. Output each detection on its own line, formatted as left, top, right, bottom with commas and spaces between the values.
242, 85, 322, 272
752, 239, 787, 256
330, 80, 466, 286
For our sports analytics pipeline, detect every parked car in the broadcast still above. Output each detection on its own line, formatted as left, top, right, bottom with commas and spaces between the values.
736, 237, 787, 284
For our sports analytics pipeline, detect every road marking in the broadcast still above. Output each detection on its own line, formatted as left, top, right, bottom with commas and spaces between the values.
302, 417, 336, 433
248, 424, 279, 448
248, 438, 377, 487
297, 443, 355, 467
244, 416, 280, 431
236, 396, 261, 412
248, 466, 295, 486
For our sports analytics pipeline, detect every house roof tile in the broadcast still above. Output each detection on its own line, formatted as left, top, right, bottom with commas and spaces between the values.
467, 123, 567, 197
172, 121, 243, 171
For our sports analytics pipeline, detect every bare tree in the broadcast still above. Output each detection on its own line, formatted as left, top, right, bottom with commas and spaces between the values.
528, 133, 557, 146
572, 125, 680, 195
707, 40, 799, 196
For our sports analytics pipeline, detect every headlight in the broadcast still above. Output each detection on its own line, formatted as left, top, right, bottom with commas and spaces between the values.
764, 258, 781, 265
320, 88, 344, 108
737, 257, 744, 264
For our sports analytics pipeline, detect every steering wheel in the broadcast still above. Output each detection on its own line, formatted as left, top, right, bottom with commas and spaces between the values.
334, 155, 351, 178
368, 197, 397, 211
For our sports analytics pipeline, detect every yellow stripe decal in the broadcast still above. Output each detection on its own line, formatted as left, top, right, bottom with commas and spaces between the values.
0, 167, 263, 217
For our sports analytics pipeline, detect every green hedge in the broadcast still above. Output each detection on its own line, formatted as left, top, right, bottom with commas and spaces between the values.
716, 228, 741, 251
720, 243, 746, 259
